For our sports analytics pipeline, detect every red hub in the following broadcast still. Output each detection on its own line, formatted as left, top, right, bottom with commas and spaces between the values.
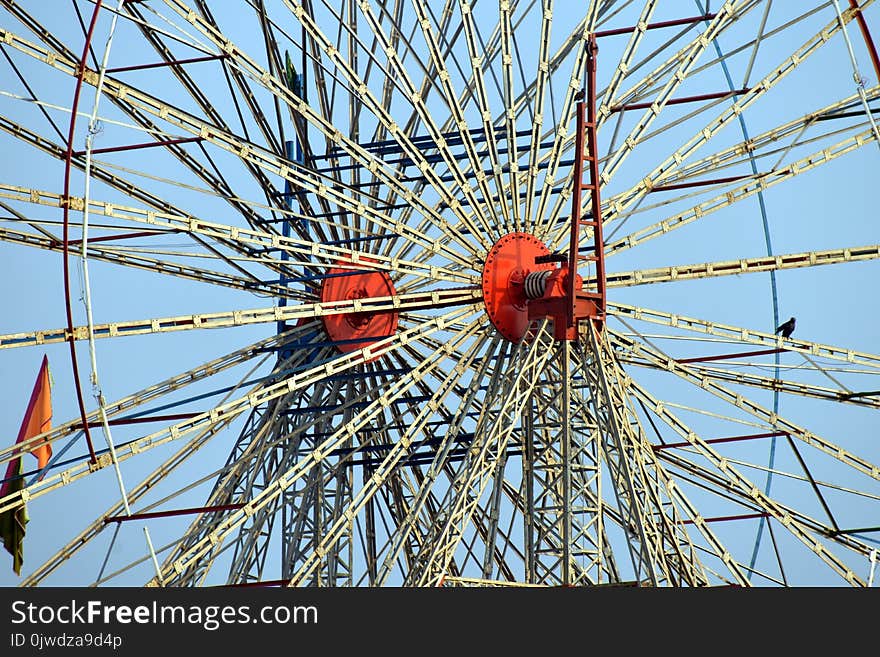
481, 233, 555, 342
482, 233, 599, 342
320, 262, 398, 357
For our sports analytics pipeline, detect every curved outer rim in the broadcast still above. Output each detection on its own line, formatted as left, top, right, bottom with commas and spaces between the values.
62, 0, 104, 463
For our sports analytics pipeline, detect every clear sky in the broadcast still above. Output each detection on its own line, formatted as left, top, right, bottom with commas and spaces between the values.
1, 1, 878, 587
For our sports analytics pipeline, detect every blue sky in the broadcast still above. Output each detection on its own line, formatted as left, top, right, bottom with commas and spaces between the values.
1, 1, 878, 587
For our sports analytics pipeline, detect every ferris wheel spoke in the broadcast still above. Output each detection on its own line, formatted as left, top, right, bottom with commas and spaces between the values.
160, 367, 352, 585
579, 2, 749, 232
179, 1, 284, 157
458, 0, 516, 232
0, 286, 480, 350
83, 350, 388, 585
603, 4, 874, 227
372, 13, 486, 266
0, 26, 483, 265
286, 0, 493, 251
567, 343, 713, 584
531, 0, 663, 236
373, 334, 508, 584
1, 342, 321, 580
149, 310, 484, 585
619, 352, 880, 410
407, 336, 527, 585
537, 3, 749, 244
343, 1, 498, 243
498, 0, 523, 232
407, 323, 557, 586
407, 2, 507, 232
352, 0, 471, 259
0, 307, 480, 525
8, 3, 289, 236
622, 376, 874, 585
597, 4, 743, 115
283, 348, 470, 583
678, 460, 873, 563
247, 0, 290, 152
581, 329, 716, 585
666, 438, 880, 516
0, 115, 285, 282
110, 1, 286, 156
609, 303, 880, 371
283, 324, 497, 586
0, 222, 296, 299
532, 5, 601, 232
117, 5, 303, 236
0, 184, 475, 284
650, 449, 857, 586
21, 396, 257, 587
610, 330, 880, 481
595, 0, 658, 128
607, 244, 880, 288
520, 0, 553, 231
298, 0, 413, 250
458, 479, 550, 587
0, 327, 305, 472
638, 85, 880, 193
15, 337, 326, 585
605, 130, 877, 258
396, 0, 522, 226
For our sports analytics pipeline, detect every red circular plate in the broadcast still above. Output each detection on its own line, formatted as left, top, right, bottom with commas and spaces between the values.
481, 233, 553, 342
320, 263, 398, 356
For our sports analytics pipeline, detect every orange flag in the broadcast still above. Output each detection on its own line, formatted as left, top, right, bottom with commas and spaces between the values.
0, 355, 52, 575
18, 355, 53, 469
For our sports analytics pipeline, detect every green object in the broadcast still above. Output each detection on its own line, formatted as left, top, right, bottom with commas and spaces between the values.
285, 50, 301, 98
0, 459, 28, 576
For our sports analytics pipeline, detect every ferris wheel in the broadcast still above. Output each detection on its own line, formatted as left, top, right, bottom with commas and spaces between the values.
0, 0, 878, 587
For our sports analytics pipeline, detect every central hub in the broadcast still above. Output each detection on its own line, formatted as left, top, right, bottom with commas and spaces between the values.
320, 262, 398, 356
482, 232, 597, 342
481, 232, 554, 342
345, 287, 372, 329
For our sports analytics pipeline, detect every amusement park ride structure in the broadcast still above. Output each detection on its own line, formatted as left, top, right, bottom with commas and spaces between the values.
0, 0, 879, 588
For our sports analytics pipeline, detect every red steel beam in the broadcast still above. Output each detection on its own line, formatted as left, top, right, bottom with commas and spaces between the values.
567, 101, 587, 329
849, 0, 880, 83
653, 431, 788, 451
73, 136, 203, 157
66, 230, 167, 246
566, 37, 606, 333
106, 53, 228, 74
62, 1, 103, 464
104, 503, 245, 524
680, 512, 770, 526
676, 347, 787, 364
650, 173, 752, 193
594, 13, 716, 39
611, 88, 749, 113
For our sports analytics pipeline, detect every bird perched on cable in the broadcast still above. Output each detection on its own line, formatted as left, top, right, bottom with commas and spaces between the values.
775, 316, 796, 338
573, 88, 586, 102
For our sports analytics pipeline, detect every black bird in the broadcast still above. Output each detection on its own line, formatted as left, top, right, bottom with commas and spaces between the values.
775, 316, 796, 338
573, 88, 586, 102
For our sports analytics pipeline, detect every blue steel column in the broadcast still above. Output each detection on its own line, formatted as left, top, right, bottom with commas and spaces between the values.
278, 67, 305, 344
